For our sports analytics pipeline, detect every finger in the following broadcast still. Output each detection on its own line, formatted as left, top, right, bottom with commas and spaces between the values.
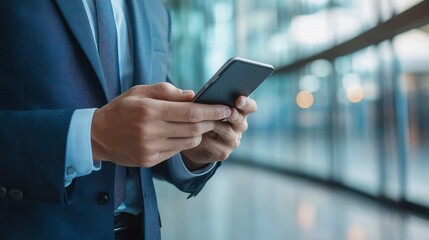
235, 96, 257, 114
226, 108, 247, 132
197, 135, 234, 161
128, 83, 195, 102
158, 121, 215, 138
158, 101, 231, 122
211, 122, 236, 143
162, 135, 203, 152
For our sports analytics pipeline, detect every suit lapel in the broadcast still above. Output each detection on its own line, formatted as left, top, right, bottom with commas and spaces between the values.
54, 0, 109, 101
127, 0, 153, 85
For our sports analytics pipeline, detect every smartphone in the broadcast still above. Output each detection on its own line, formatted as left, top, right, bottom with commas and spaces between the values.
193, 57, 274, 107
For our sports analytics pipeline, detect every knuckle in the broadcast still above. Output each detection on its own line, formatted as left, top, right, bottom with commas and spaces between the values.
225, 126, 236, 138
185, 138, 195, 149
229, 113, 238, 122
127, 85, 140, 95
186, 136, 201, 149
189, 123, 203, 136
157, 82, 174, 92
136, 100, 157, 120
138, 126, 151, 140
135, 100, 149, 113
224, 129, 233, 139
187, 107, 202, 122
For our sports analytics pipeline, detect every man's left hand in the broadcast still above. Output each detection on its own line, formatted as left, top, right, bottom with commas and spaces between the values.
181, 96, 257, 170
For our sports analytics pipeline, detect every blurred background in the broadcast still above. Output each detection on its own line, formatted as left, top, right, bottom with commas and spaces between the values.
155, 0, 429, 239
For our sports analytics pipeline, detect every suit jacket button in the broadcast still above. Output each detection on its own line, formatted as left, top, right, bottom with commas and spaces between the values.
9, 189, 23, 200
97, 192, 111, 205
0, 187, 7, 198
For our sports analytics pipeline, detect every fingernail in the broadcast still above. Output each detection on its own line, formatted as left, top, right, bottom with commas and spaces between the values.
238, 97, 246, 108
224, 108, 231, 118
181, 90, 194, 95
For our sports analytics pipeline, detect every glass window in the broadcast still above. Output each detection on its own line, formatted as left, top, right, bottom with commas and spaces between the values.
406, 216, 429, 240
393, 24, 429, 205
236, 61, 333, 178
292, 61, 332, 177
332, 0, 379, 43
233, 75, 285, 165
167, 1, 235, 90
378, 41, 402, 200
379, 0, 395, 21
165, 0, 429, 209
334, 46, 382, 194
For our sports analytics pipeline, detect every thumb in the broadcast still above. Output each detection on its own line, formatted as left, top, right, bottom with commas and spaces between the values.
129, 83, 195, 102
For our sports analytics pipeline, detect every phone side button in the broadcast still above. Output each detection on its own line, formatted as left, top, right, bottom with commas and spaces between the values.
210, 75, 220, 83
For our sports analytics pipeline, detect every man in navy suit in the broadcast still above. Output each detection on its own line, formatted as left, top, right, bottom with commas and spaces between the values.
0, 0, 256, 239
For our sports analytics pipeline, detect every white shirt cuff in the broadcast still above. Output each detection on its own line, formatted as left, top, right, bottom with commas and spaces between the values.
64, 108, 101, 187
168, 154, 216, 181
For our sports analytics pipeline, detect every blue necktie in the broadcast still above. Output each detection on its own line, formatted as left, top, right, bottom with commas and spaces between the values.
95, 0, 126, 209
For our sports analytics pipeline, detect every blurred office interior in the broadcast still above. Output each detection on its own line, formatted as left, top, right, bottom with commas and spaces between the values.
156, 0, 429, 239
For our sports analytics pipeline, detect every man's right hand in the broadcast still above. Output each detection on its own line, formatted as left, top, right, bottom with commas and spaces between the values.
90, 82, 231, 168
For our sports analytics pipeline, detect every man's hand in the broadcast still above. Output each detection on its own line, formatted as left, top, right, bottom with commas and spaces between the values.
91, 83, 231, 168
181, 96, 257, 170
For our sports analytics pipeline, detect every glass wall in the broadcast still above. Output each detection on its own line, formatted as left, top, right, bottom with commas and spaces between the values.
393, 24, 429, 205
164, 0, 429, 208
334, 47, 382, 194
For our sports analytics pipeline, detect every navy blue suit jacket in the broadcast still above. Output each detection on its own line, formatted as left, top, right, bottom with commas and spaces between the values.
0, 1, 219, 239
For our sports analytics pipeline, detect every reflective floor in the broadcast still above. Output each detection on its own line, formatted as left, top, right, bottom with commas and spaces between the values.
154, 163, 429, 240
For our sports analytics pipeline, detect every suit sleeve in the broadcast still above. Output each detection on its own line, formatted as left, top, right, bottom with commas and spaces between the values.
152, 155, 221, 198
0, 110, 75, 204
